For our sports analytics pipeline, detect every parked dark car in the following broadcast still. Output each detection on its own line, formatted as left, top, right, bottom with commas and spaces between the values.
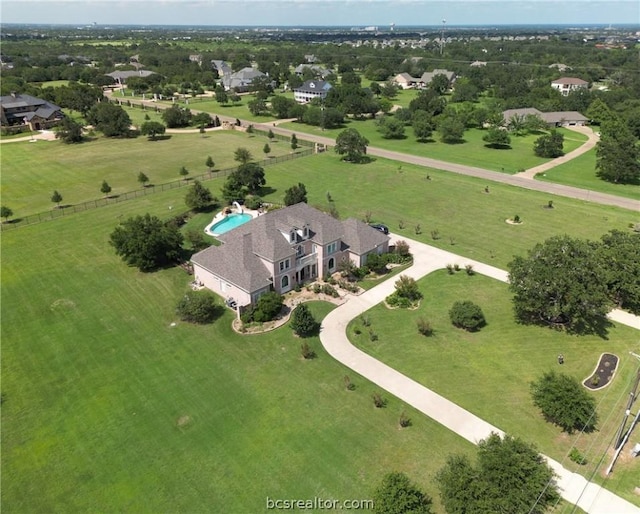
370, 223, 389, 235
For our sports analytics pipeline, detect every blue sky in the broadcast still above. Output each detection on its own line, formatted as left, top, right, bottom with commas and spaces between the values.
1, 0, 639, 26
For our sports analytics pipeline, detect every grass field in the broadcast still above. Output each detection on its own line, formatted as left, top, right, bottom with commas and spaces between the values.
255, 152, 636, 269
1, 189, 481, 513
348, 271, 640, 505
536, 149, 640, 201
2, 129, 637, 512
0, 130, 297, 217
280, 118, 587, 174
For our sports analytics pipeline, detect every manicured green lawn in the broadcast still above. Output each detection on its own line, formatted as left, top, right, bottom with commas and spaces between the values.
536, 149, 640, 201
0, 130, 295, 217
348, 270, 640, 505
257, 152, 635, 269
281, 118, 586, 173
1, 191, 477, 513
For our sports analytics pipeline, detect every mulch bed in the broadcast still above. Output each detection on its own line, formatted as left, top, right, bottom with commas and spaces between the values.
583, 353, 619, 390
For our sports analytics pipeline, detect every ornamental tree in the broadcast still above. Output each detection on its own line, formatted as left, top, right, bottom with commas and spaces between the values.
531, 371, 597, 433
51, 190, 63, 208
109, 213, 183, 272
140, 121, 166, 140
283, 182, 307, 206
290, 304, 320, 337
533, 130, 564, 158
1, 206, 14, 222
185, 180, 215, 211
100, 180, 112, 197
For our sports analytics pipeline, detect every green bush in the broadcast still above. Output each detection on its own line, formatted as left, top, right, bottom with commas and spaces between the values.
242, 292, 283, 323
530, 371, 597, 434
290, 304, 319, 337
244, 195, 262, 210
416, 317, 434, 336
569, 447, 587, 465
176, 290, 220, 324
449, 301, 486, 331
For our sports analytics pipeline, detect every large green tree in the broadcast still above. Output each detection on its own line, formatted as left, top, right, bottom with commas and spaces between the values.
290, 304, 320, 337
436, 433, 559, 514
482, 127, 511, 148
531, 371, 597, 433
109, 213, 184, 272
597, 230, 640, 313
373, 472, 433, 514
140, 121, 166, 141
377, 116, 406, 139
335, 128, 369, 163
54, 117, 84, 144
283, 183, 307, 206
595, 119, 640, 184
185, 180, 215, 211
236, 162, 265, 194
1, 206, 14, 222
86, 102, 131, 137
161, 104, 192, 128
533, 130, 564, 158
508, 235, 611, 333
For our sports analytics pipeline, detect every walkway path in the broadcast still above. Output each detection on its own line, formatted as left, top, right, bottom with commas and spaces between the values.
319, 234, 640, 514
516, 125, 600, 179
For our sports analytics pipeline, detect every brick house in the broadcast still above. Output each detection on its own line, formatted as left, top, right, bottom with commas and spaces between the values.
0, 93, 64, 131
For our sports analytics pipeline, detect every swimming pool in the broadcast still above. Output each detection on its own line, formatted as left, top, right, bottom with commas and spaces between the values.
205, 213, 252, 236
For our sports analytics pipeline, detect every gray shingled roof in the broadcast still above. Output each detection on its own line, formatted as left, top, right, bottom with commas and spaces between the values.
106, 70, 156, 81
294, 80, 332, 95
191, 233, 272, 293
341, 218, 390, 256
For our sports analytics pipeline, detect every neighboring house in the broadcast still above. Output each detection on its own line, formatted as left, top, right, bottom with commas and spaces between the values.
393, 69, 456, 89
470, 60, 487, 67
221, 67, 270, 92
106, 70, 156, 85
0, 92, 65, 131
191, 203, 390, 307
304, 54, 318, 64
502, 107, 588, 127
548, 63, 571, 72
551, 77, 589, 96
393, 72, 417, 89
189, 54, 203, 66
211, 59, 232, 77
294, 64, 332, 79
293, 80, 333, 103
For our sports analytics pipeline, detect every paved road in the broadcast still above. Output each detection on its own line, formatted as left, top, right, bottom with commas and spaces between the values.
319, 234, 640, 514
104, 95, 638, 211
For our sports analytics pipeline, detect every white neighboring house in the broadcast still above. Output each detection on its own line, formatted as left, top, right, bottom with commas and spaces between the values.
551, 77, 589, 96
191, 203, 390, 308
293, 80, 332, 104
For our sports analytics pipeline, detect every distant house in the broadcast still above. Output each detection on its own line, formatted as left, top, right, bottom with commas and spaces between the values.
294, 64, 332, 79
293, 80, 332, 103
304, 54, 318, 64
470, 60, 487, 67
189, 54, 203, 66
393, 69, 456, 90
502, 107, 588, 127
106, 70, 156, 85
211, 59, 232, 77
548, 63, 571, 72
0, 92, 64, 131
191, 203, 390, 308
551, 77, 588, 96
221, 67, 270, 92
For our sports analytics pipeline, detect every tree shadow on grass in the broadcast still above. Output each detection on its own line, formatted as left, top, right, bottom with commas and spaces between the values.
484, 143, 512, 150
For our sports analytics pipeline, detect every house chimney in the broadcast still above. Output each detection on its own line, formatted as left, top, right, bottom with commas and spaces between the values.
11, 91, 17, 98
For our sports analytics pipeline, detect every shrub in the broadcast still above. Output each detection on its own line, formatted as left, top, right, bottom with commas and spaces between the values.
176, 290, 220, 324
386, 292, 412, 308
322, 283, 339, 297
395, 240, 410, 257
344, 375, 356, 391
415, 224, 422, 235
360, 315, 371, 327
449, 301, 486, 331
369, 329, 378, 342
290, 304, 320, 337
446, 264, 455, 274
569, 447, 587, 465
416, 317, 434, 336
394, 275, 422, 301
453, 263, 460, 272
465, 264, 475, 275
513, 214, 521, 223
372, 393, 386, 408
252, 291, 284, 322
301, 342, 316, 359
530, 371, 597, 433
244, 195, 262, 210
431, 229, 440, 240
399, 411, 412, 427
398, 220, 405, 229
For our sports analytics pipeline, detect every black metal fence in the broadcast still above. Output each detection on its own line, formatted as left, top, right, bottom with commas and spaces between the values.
1, 147, 314, 231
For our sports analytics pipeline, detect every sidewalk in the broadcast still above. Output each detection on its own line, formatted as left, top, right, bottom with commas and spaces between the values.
319, 234, 640, 514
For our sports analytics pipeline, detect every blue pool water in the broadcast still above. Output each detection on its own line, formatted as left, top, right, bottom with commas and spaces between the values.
207, 213, 252, 236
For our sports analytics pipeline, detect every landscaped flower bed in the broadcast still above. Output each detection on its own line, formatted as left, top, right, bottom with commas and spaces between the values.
583, 352, 618, 390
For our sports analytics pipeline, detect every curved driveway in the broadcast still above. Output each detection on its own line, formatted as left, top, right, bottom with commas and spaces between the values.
319, 234, 640, 514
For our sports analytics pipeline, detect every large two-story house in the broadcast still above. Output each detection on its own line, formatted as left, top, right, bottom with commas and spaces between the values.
551, 77, 589, 96
293, 80, 332, 104
191, 203, 390, 307
0, 92, 65, 131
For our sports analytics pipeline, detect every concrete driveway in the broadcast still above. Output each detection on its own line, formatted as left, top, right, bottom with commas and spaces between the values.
319, 234, 640, 514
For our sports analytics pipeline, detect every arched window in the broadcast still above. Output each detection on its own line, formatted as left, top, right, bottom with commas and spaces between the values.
281, 275, 289, 288
328, 258, 335, 271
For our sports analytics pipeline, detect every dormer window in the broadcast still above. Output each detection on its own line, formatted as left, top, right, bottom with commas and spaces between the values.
290, 229, 297, 243
303, 224, 309, 238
